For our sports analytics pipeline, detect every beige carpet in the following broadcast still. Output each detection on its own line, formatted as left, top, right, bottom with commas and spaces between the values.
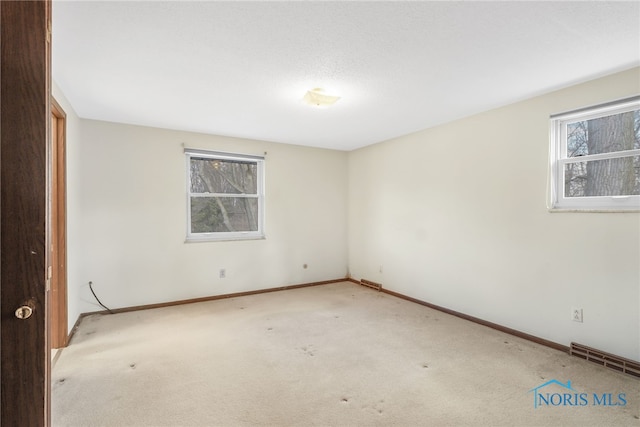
52, 281, 639, 426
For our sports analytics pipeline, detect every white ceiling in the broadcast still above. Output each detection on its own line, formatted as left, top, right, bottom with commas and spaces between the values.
52, 1, 640, 151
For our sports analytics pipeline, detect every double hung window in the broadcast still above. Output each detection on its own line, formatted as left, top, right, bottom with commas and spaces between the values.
186, 149, 264, 241
549, 97, 640, 210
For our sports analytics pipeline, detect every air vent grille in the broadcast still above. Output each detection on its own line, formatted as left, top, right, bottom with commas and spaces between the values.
570, 342, 640, 378
360, 279, 382, 291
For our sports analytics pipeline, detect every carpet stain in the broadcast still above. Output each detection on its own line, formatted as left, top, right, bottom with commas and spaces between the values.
267, 327, 273, 331
301, 345, 315, 357
362, 400, 385, 415
422, 363, 429, 368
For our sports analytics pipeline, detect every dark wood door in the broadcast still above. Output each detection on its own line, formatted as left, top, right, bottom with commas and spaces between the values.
1, 1, 51, 426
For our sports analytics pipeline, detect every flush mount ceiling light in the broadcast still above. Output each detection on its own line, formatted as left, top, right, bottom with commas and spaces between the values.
303, 88, 341, 107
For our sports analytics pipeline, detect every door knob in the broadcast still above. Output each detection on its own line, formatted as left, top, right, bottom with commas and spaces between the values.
15, 305, 33, 320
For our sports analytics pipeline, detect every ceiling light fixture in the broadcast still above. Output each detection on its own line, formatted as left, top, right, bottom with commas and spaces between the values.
303, 88, 341, 107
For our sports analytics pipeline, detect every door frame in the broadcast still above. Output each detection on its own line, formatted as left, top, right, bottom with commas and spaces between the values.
50, 97, 68, 349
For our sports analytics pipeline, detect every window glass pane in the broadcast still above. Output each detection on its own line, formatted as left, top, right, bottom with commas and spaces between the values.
191, 197, 259, 233
190, 158, 258, 194
564, 156, 640, 197
566, 109, 640, 157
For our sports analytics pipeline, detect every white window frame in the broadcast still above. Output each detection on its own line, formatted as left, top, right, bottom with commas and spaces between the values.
549, 96, 640, 211
185, 148, 265, 242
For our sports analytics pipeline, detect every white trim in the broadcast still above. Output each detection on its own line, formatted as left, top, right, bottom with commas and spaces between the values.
184, 147, 264, 161
185, 231, 265, 243
550, 95, 639, 120
559, 149, 640, 164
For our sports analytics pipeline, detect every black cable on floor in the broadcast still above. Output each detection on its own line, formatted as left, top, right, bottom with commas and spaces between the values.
88, 281, 114, 314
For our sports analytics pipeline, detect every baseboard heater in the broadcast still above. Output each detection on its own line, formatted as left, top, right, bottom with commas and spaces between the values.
360, 279, 382, 291
570, 342, 640, 378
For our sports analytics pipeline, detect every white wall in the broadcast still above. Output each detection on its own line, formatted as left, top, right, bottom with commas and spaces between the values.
348, 67, 640, 361
71, 119, 348, 312
52, 83, 83, 335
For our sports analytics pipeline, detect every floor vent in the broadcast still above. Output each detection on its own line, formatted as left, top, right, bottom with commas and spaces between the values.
360, 279, 382, 291
570, 342, 640, 378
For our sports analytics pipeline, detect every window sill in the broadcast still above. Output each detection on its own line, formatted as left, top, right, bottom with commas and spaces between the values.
548, 208, 640, 213
185, 234, 266, 243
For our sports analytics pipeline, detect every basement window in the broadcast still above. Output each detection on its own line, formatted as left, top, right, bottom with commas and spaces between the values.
549, 96, 640, 211
186, 149, 265, 241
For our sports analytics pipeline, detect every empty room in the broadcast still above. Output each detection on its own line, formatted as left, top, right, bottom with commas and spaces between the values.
2, 1, 639, 426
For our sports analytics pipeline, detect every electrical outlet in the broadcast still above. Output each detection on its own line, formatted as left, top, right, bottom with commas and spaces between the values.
572, 308, 583, 323
219, 269, 226, 279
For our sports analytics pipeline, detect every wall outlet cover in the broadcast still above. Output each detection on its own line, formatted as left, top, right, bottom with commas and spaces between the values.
572, 308, 583, 323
